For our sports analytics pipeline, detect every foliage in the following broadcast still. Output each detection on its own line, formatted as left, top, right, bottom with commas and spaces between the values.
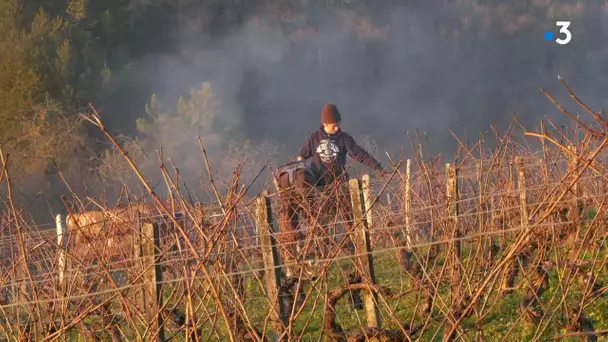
136, 82, 222, 156
104, 81, 285, 196
0, 0, 606, 201
1, 97, 91, 181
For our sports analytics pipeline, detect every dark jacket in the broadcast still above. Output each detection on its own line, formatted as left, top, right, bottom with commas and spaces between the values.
299, 125, 383, 184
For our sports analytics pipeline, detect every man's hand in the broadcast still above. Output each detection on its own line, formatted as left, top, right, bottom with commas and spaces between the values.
297, 156, 304, 161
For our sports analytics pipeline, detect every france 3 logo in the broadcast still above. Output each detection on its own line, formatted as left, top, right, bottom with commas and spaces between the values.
544, 21, 572, 45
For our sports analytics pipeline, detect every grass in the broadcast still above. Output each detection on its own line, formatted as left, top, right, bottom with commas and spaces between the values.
4, 203, 607, 341
147, 230, 608, 341
1, 80, 607, 340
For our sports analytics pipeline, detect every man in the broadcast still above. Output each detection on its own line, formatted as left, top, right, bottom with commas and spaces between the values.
297, 104, 386, 186
297, 103, 386, 245
294, 103, 387, 309
297, 104, 386, 250
277, 104, 385, 256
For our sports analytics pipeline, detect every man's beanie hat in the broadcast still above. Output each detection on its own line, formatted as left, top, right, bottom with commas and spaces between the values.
321, 104, 341, 124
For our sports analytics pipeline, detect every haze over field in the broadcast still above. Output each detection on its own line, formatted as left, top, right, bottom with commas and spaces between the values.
0, 0, 607, 220
125, 1, 607, 152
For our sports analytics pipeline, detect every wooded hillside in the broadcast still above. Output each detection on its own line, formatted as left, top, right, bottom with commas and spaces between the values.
0, 0, 605, 220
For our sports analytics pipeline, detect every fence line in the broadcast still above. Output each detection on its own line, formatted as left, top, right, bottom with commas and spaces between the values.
1, 191, 604, 284
2, 219, 591, 310
0, 171, 603, 249
0, 149, 605, 340
1, 169, 605, 266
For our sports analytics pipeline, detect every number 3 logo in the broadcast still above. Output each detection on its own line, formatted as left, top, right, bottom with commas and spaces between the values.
556, 21, 572, 45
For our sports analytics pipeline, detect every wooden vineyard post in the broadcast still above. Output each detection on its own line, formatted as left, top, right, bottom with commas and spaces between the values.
541, 120, 550, 185
541, 157, 549, 186
349, 178, 381, 328
507, 159, 516, 242
404, 159, 413, 247
14, 254, 27, 305
13, 225, 28, 306
498, 158, 529, 297
255, 191, 287, 338
567, 145, 579, 206
476, 161, 485, 234
55, 214, 67, 292
567, 145, 580, 251
134, 214, 143, 319
136, 222, 165, 341
446, 163, 460, 259
515, 157, 529, 238
604, 157, 608, 200
443, 163, 461, 342
361, 175, 375, 248
476, 161, 491, 268
7, 224, 23, 307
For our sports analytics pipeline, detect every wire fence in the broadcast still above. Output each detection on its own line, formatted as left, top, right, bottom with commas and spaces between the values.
0, 140, 606, 341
